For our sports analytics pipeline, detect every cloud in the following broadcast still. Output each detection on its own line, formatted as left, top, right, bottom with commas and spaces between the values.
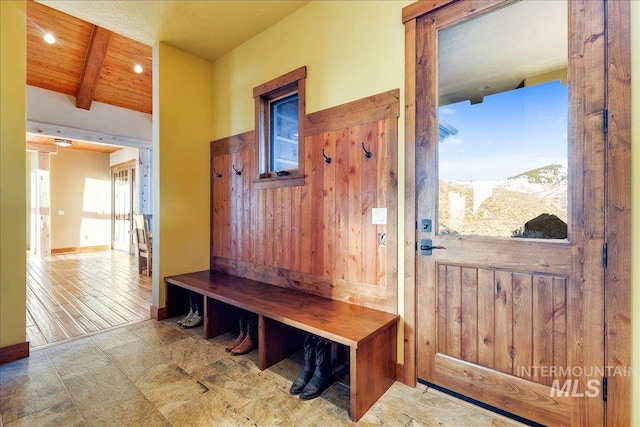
439, 107, 456, 115
442, 136, 464, 146
440, 155, 568, 181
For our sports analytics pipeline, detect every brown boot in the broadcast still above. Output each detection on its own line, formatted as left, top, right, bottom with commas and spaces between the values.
225, 332, 245, 352
231, 334, 256, 355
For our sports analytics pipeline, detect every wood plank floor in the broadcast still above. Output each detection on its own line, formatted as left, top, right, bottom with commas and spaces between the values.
26, 250, 152, 349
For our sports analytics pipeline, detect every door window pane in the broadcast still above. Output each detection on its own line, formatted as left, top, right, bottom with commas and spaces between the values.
437, 1, 568, 239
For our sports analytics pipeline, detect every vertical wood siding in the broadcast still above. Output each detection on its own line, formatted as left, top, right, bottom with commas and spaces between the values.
210, 91, 399, 312
436, 263, 569, 385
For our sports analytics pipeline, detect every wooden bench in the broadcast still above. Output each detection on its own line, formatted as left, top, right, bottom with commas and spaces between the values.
165, 270, 399, 422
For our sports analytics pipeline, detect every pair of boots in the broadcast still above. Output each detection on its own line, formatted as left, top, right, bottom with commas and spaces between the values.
177, 308, 202, 328
225, 311, 257, 355
289, 335, 332, 400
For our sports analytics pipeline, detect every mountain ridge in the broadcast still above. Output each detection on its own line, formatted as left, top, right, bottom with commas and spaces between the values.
439, 163, 568, 237
508, 163, 567, 185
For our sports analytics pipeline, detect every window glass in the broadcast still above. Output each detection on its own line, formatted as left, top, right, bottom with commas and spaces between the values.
269, 93, 299, 172
437, 0, 568, 239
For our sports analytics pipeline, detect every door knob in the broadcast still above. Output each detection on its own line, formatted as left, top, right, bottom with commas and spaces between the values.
420, 244, 446, 251
419, 239, 445, 256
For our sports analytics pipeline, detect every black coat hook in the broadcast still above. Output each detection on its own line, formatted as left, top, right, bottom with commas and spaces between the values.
212, 167, 222, 178
362, 142, 373, 159
322, 148, 332, 164
232, 165, 243, 175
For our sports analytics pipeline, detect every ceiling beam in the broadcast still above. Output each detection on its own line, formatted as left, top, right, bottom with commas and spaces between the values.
75, 25, 112, 110
27, 120, 152, 150
26, 142, 58, 153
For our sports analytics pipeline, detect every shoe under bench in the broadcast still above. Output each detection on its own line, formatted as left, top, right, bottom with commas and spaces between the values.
164, 269, 399, 422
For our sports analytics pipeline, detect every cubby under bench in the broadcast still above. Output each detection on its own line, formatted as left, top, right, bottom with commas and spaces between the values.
165, 270, 399, 422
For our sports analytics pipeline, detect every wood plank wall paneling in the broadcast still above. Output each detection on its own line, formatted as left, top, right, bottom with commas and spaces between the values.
436, 263, 569, 385
304, 89, 399, 136
210, 91, 399, 312
211, 131, 255, 157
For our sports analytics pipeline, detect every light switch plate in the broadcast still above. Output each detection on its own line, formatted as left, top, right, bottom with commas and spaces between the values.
57, 210, 64, 215
372, 208, 387, 225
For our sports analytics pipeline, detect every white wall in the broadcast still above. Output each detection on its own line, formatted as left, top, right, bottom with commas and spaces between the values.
110, 147, 139, 166
27, 85, 152, 141
50, 148, 111, 249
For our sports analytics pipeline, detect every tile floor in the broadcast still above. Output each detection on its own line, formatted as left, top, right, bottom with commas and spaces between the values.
0, 319, 525, 426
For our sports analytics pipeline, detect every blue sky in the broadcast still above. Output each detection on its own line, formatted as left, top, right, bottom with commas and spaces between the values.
438, 80, 568, 181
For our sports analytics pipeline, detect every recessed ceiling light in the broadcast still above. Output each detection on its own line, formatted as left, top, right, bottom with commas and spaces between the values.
43, 33, 56, 44
133, 64, 143, 74
478, 85, 490, 92
54, 139, 72, 147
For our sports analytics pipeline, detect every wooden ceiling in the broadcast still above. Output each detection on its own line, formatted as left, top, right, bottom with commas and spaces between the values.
26, 134, 122, 154
27, 1, 152, 114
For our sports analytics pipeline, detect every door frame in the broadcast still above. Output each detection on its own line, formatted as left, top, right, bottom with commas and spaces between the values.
401, 1, 631, 426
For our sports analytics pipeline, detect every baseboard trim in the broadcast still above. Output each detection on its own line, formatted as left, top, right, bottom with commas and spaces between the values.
396, 363, 405, 383
0, 341, 29, 365
51, 245, 110, 254
151, 306, 167, 321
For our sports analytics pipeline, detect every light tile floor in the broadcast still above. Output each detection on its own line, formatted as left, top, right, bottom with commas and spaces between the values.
0, 319, 526, 426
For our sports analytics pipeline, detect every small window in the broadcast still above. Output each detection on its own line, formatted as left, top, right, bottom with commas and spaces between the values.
254, 67, 306, 189
269, 93, 299, 172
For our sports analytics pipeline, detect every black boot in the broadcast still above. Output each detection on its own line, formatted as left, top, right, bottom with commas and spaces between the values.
299, 339, 332, 400
289, 335, 317, 395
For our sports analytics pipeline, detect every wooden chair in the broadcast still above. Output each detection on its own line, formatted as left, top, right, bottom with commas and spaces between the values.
133, 214, 152, 276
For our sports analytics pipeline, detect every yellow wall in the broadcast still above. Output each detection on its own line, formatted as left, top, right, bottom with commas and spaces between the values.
211, 0, 411, 140
50, 149, 111, 249
631, 1, 639, 423
0, 0, 27, 348
152, 42, 213, 308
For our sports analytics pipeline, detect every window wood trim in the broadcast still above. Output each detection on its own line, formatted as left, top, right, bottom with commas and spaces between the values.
402, 0, 457, 23
254, 67, 306, 187
253, 66, 307, 98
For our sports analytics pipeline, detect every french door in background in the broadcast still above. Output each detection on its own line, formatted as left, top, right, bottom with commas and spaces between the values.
111, 160, 135, 253
413, 1, 606, 425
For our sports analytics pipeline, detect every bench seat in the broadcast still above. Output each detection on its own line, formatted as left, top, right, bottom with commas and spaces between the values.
165, 270, 399, 421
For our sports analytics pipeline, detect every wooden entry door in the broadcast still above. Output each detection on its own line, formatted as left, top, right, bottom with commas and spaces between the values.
111, 161, 135, 253
413, 1, 605, 426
